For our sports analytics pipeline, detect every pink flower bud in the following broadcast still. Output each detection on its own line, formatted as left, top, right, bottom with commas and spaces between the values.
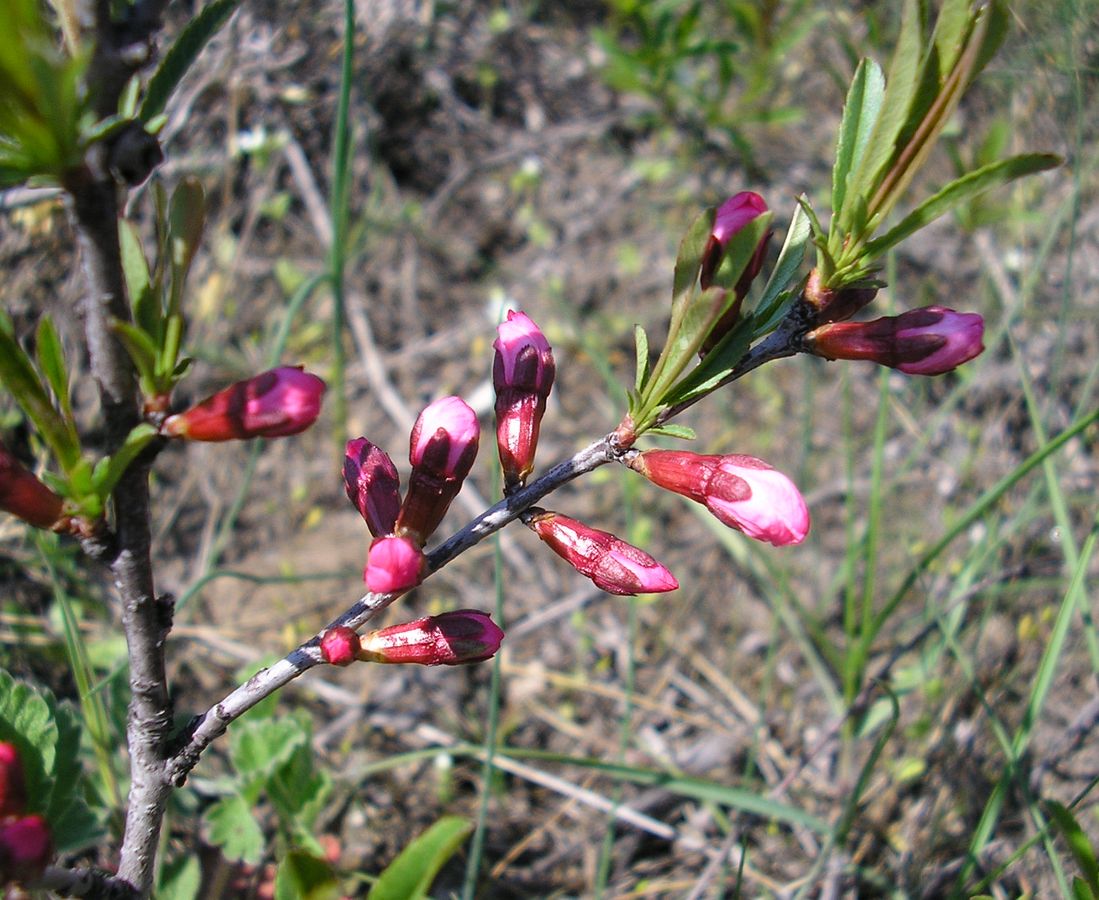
804, 306, 985, 375
699, 192, 771, 354
162, 366, 326, 441
396, 396, 480, 543
0, 815, 52, 885
526, 510, 679, 595
630, 451, 810, 547
320, 626, 361, 666
358, 610, 504, 666
0, 441, 64, 530
343, 438, 401, 537
0, 743, 26, 819
493, 311, 555, 488
364, 535, 425, 594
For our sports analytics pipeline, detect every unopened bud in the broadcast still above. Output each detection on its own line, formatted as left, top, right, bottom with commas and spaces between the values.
804, 306, 984, 375
803, 269, 879, 324
396, 397, 480, 543
0, 815, 52, 885
343, 438, 401, 537
364, 535, 425, 594
358, 610, 504, 666
526, 510, 679, 595
162, 366, 325, 441
0, 743, 26, 819
630, 450, 809, 547
493, 311, 555, 488
0, 442, 65, 530
320, 626, 361, 666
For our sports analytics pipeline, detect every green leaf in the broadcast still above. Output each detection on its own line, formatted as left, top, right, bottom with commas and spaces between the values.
1046, 800, 1099, 898
168, 177, 206, 300
1073, 877, 1095, 900
646, 424, 695, 440
931, 0, 971, 79
110, 320, 160, 388
831, 58, 885, 226
119, 220, 159, 339
851, 0, 924, 198
91, 424, 158, 498
34, 315, 73, 424
203, 794, 266, 865
43, 699, 84, 823
0, 318, 80, 470
660, 313, 754, 408
49, 795, 103, 854
0, 669, 59, 816
864, 153, 1061, 258
275, 851, 341, 900
157, 855, 203, 900
229, 715, 308, 788
750, 198, 809, 329
367, 816, 472, 900
972, 0, 1009, 79
671, 207, 715, 301
139, 0, 243, 123
633, 324, 650, 394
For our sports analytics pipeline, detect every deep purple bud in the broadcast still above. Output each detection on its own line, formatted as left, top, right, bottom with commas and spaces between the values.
343, 438, 401, 537
0, 814, 52, 885
0, 441, 64, 530
493, 310, 555, 488
805, 306, 985, 375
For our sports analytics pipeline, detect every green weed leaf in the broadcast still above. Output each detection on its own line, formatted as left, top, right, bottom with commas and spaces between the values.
0, 669, 59, 815
1046, 800, 1099, 897
157, 855, 202, 900
230, 715, 308, 788
276, 851, 341, 900
204, 794, 265, 865
368, 815, 473, 900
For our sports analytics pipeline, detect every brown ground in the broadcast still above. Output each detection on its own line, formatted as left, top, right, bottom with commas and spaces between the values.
2, 0, 1098, 896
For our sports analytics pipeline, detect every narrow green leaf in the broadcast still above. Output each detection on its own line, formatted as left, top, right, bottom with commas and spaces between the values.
1046, 800, 1099, 897
275, 851, 341, 900
34, 315, 73, 424
0, 321, 79, 469
750, 199, 809, 327
661, 313, 753, 408
91, 424, 157, 497
931, 0, 971, 79
831, 59, 885, 225
1073, 877, 1095, 900
139, 0, 243, 123
168, 177, 206, 290
646, 424, 695, 440
119, 220, 159, 339
110, 320, 160, 387
852, 0, 924, 197
368, 816, 473, 900
972, 0, 1010, 79
864, 153, 1061, 258
633, 324, 650, 394
671, 207, 715, 301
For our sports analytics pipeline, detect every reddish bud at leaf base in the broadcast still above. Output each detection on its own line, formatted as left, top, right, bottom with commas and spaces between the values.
0, 442, 64, 530
527, 510, 679, 596
630, 451, 810, 547
396, 396, 480, 543
493, 310, 555, 488
358, 610, 504, 666
364, 535, 425, 594
343, 438, 401, 537
162, 366, 326, 441
803, 269, 879, 324
805, 306, 985, 376
0, 743, 26, 819
320, 626, 361, 666
0, 815, 52, 885
699, 192, 771, 354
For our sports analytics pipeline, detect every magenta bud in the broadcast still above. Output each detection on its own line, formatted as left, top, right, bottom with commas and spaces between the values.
0, 442, 65, 531
0, 814, 52, 885
343, 438, 401, 537
493, 311, 555, 488
364, 535, 425, 594
527, 510, 679, 596
320, 626, 361, 666
396, 396, 480, 543
162, 366, 325, 441
359, 609, 504, 666
699, 192, 771, 354
630, 450, 810, 547
0, 743, 26, 819
805, 306, 985, 375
